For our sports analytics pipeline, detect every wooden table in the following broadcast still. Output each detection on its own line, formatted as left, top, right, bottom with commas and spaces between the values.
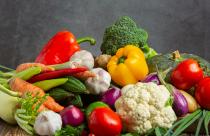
0, 119, 202, 136
0, 119, 28, 136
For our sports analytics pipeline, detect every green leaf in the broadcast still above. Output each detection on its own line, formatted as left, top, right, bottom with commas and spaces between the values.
155, 127, 162, 136
165, 96, 173, 107
204, 110, 210, 135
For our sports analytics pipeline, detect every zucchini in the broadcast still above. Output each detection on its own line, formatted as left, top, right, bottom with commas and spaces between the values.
61, 76, 86, 93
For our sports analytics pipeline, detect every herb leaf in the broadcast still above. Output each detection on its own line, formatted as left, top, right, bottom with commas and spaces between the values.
15, 93, 47, 135
54, 124, 85, 136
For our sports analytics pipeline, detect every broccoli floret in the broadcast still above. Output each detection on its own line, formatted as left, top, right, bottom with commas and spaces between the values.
100, 16, 157, 58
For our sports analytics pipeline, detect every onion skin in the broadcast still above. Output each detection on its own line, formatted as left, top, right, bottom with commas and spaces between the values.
172, 87, 189, 117
180, 90, 198, 113
60, 105, 84, 126
142, 73, 160, 85
101, 87, 121, 107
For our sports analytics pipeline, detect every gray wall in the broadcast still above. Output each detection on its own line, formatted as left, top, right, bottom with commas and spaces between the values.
0, 0, 210, 68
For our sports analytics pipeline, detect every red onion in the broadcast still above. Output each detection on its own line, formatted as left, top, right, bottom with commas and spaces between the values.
142, 73, 160, 85
60, 105, 84, 126
101, 87, 121, 107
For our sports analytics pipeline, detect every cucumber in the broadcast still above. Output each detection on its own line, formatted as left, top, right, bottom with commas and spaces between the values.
61, 76, 86, 93
49, 88, 73, 102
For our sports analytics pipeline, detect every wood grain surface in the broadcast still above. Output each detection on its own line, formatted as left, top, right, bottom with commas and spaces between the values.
0, 119, 28, 136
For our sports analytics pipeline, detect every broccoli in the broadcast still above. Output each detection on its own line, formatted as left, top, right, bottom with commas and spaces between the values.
100, 16, 157, 58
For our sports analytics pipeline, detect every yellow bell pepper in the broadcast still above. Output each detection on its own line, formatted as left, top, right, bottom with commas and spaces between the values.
107, 45, 149, 86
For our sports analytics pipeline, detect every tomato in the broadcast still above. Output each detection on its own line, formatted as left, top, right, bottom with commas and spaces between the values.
195, 77, 210, 109
171, 59, 204, 90
88, 107, 122, 136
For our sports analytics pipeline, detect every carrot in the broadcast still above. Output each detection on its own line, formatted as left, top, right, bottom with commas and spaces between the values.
16, 63, 54, 73
73, 70, 96, 80
9, 78, 64, 112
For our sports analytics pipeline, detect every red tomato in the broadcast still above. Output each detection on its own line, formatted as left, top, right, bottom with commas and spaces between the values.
88, 107, 122, 136
195, 77, 210, 109
171, 59, 203, 90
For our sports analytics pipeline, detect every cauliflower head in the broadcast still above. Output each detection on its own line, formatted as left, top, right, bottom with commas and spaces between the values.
115, 82, 177, 134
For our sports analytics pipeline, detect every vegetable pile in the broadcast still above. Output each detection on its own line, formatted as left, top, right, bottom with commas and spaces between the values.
0, 16, 210, 136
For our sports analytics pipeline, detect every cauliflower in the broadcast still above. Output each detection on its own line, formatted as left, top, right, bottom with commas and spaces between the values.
115, 82, 177, 134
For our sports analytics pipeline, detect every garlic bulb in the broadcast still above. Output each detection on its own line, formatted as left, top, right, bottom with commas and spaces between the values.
34, 110, 62, 136
70, 50, 94, 70
85, 68, 111, 94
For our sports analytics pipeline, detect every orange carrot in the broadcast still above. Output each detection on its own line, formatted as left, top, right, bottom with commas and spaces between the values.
16, 63, 54, 73
9, 78, 64, 112
73, 70, 96, 80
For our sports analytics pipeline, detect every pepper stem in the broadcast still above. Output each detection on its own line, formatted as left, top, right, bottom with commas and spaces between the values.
118, 56, 126, 64
76, 37, 96, 45
0, 84, 20, 97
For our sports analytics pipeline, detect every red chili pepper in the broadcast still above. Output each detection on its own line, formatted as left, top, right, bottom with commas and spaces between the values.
35, 31, 96, 65
28, 67, 87, 83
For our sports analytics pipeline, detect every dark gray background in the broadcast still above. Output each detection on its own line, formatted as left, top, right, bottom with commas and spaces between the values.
0, 0, 210, 68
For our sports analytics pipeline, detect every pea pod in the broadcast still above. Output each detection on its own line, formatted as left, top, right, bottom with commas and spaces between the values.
33, 78, 68, 91
13, 67, 42, 80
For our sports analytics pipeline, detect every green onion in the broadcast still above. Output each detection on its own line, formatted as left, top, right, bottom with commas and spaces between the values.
172, 110, 202, 136
164, 110, 201, 136
204, 110, 210, 135
195, 110, 206, 136
0, 64, 14, 71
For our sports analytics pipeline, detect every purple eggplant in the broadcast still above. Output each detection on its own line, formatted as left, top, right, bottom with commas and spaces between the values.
171, 85, 188, 116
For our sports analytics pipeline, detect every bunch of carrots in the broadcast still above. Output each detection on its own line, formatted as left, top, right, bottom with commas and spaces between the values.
2, 62, 93, 112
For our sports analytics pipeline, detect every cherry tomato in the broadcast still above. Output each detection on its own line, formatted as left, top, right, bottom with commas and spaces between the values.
195, 77, 210, 110
88, 107, 122, 136
171, 59, 203, 90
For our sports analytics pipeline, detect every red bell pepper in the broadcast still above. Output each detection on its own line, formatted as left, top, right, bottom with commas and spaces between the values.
28, 67, 87, 83
35, 31, 96, 65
